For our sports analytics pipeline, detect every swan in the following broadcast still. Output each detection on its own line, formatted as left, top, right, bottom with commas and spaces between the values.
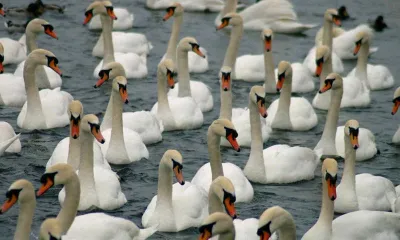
191, 119, 254, 203
37, 163, 158, 239
219, 68, 271, 147
17, 49, 73, 130
142, 150, 208, 232
95, 61, 163, 144
83, 1, 147, 79
151, 59, 204, 130
346, 30, 394, 90
244, 85, 320, 184
13, 18, 62, 89
215, 0, 317, 33
257, 206, 295, 240
146, 0, 225, 12
267, 61, 318, 131
199, 212, 235, 240
39, 218, 63, 240
46, 100, 111, 170
88, 7, 134, 30
0, 121, 21, 156
391, 87, 400, 144
58, 114, 127, 211
96, 76, 149, 164
167, 37, 213, 112
335, 120, 396, 213
236, 29, 315, 93
301, 158, 338, 240
303, 9, 344, 75
162, 3, 209, 73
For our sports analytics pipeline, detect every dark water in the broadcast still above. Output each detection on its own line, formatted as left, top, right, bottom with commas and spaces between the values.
0, 0, 399, 239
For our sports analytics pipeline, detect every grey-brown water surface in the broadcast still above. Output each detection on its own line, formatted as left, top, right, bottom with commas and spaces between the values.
1, 0, 400, 239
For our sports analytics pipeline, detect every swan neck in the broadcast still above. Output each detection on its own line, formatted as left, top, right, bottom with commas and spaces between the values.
25, 31, 38, 54
277, 75, 292, 119
219, 229, 235, 240
355, 42, 369, 80
319, 88, 342, 144
14, 196, 36, 240
219, 88, 232, 120
208, 187, 224, 214
277, 219, 297, 240
208, 127, 224, 180
23, 58, 45, 125
322, 20, 333, 48
246, 99, 265, 173
57, 173, 80, 234
342, 134, 356, 188
157, 70, 172, 113
223, 24, 243, 72
100, 15, 115, 64
177, 48, 191, 97
67, 136, 81, 171
156, 160, 173, 211
165, 15, 182, 62
109, 89, 128, 151
316, 179, 334, 230
264, 50, 275, 92
320, 55, 333, 88
100, 95, 113, 131
220, 0, 237, 21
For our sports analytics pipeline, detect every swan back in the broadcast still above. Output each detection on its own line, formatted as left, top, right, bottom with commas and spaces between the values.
39, 218, 62, 240
199, 212, 235, 238
257, 206, 296, 238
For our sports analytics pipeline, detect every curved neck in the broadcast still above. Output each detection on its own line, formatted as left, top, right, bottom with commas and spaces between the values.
355, 42, 369, 83
277, 76, 292, 120
341, 134, 356, 189
57, 173, 80, 234
157, 70, 172, 114
177, 48, 191, 97
276, 216, 297, 240
219, 229, 235, 240
208, 187, 224, 214
155, 161, 173, 211
208, 128, 224, 180
316, 179, 334, 231
100, 15, 115, 65
220, 0, 236, 21
25, 31, 38, 54
14, 196, 36, 240
219, 88, 232, 120
322, 20, 333, 48
264, 50, 275, 93
222, 24, 243, 72
165, 15, 182, 63
67, 135, 81, 171
319, 88, 342, 145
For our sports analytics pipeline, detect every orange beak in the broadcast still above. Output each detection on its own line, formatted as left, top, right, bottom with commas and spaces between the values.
0, 194, 18, 213
199, 229, 212, 240
260, 231, 271, 240
0, 9, 5, 17
107, 8, 118, 20
83, 12, 93, 25
173, 166, 185, 185
392, 101, 400, 115
319, 81, 332, 93
216, 19, 229, 30
315, 63, 323, 77
70, 120, 80, 139
226, 134, 240, 152
327, 178, 337, 201
258, 101, 267, 118
353, 43, 361, 56
45, 29, 58, 39
163, 9, 174, 21
37, 177, 54, 197
333, 16, 341, 26
119, 87, 129, 104
49, 60, 62, 76
276, 75, 284, 91
0, 62, 4, 74
167, 71, 175, 89
221, 74, 230, 91
193, 46, 205, 58
350, 133, 359, 149
91, 125, 105, 144
224, 197, 237, 218
264, 39, 271, 52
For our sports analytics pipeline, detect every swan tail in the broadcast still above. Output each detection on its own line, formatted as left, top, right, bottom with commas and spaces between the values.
302, 23, 319, 29
0, 134, 20, 156
135, 224, 158, 240
313, 148, 323, 163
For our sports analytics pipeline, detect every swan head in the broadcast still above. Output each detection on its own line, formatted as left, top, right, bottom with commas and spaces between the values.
0, 3, 4, 17
39, 218, 62, 240
26, 18, 58, 39
210, 119, 240, 152
94, 62, 125, 88
28, 49, 62, 76
319, 73, 343, 93
321, 158, 338, 201
250, 86, 267, 118
344, 120, 360, 149
219, 66, 232, 92
353, 31, 372, 56
324, 8, 341, 26
161, 150, 184, 185
177, 37, 205, 58
81, 114, 105, 144
0, 179, 34, 214
261, 29, 273, 52
210, 176, 237, 219
37, 163, 76, 197
216, 12, 242, 30
257, 206, 295, 240
315, 45, 330, 77
338, 6, 350, 20
69, 100, 83, 139
0, 42, 3, 73
199, 212, 234, 240
83, 1, 117, 25
276, 61, 292, 92
158, 59, 175, 89
391, 87, 400, 115
112, 76, 129, 104
163, 2, 183, 21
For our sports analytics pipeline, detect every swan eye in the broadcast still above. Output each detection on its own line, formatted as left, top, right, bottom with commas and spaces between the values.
257, 221, 272, 237
70, 114, 80, 122
223, 189, 236, 203
325, 172, 337, 185
221, 17, 231, 23
99, 69, 111, 79
355, 39, 362, 45
199, 222, 216, 234
166, 6, 176, 13
42, 24, 54, 32
348, 127, 359, 137
5, 189, 22, 200
105, 6, 114, 12
264, 35, 271, 41
172, 159, 183, 170
324, 78, 334, 85
224, 127, 238, 139
277, 72, 285, 81
84, 9, 93, 17
118, 83, 127, 90
315, 57, 324, 66
189, 42, 200, 50
392, 97, 400, 103
166, 69, 175, 77
0, 54, 4, 63
40, 172, 58, 185
46, 56, 58, 66
255, 93, 265, 105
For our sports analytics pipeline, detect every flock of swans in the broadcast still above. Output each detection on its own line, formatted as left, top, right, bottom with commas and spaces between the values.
0, 0, 398, 239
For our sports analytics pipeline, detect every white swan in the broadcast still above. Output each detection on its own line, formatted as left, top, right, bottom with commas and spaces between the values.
335, 120, 396, 213
161, 3, 208, 73
267, 61, 318, 131
37, 163, 158, 239
58, 114, 126, 211
257, 206, 295, 240
0, 121, 21, 156
391, 87, 400, 144
88, 7, 134, 30
199, 212, 235, 239
191, 119, 254, 203
244, 85, 320, 184
215, 0, 317, 33
301, 158, 338, 240
219, 68, 271, 147
83, 1, 147, 79
13, 18, 62, 89
142, 150, 208, 232
303, 9, 344, 75
151, 59, 204, 130
346, 30, 394, 90
167, 37, 213, 112
46, 100, 111, 170
39, 218, 63, 240
96, 76, 149, 164
17, 49, 73, 130
95, 61, 163, 144
0, 35, 26, 65
146, 0, 225, 12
